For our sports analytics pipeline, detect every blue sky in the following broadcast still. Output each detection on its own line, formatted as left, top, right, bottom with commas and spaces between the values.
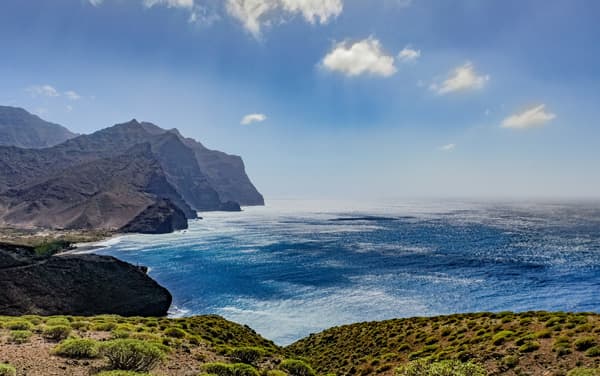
1, 0, 599, 199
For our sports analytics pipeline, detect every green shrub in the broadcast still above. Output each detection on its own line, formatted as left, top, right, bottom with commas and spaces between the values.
71, 321, 90, 330
395, 359, 486, 376
230, 363, 260, 376
9, 330, 32, 344
53, 338, 99, 358
230, 347, 266, 364
6, 320, 34, 331
203, 362, 234, 376
518, 341, 540, 353
0, 364, 16, 376
280, 359, 316, 376
554, 344, 572, 356
534, 329, 552, 339
45, 317, 71, 326
33, 240, 71, 257
567, 368, 600, 376
92, 321, 118, 331
586, 346, 600, 357
100, 339, 165, 372
164, 327, 187, 338
492, 331, 514, 345
43, 325, 72, 342
575, 337, 598, 351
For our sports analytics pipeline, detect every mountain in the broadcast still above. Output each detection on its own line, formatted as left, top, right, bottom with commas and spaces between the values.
141, 123, 264, 206
0, 112, 264, 233
0, 106, 76, 148
0, 143, 190, 232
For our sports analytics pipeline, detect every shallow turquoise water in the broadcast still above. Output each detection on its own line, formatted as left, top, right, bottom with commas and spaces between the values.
95, 199, 600, 345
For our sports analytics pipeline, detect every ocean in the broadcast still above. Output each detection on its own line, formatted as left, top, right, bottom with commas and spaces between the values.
94, 199, 600, 345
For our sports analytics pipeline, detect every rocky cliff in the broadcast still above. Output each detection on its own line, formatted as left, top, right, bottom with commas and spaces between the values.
0, 242, 172, 316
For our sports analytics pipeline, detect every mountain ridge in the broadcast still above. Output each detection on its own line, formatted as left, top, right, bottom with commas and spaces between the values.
0, 106, 264, 233
0, 105, 76, 148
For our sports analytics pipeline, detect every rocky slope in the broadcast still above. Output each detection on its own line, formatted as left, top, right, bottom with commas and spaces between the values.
0, 242, 172, 316
0, 106, 76, 148
0, 143, 191, 232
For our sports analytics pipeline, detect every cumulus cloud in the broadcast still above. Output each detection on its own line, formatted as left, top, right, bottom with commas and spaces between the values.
431, 62, 489, 95
241, 113, 267, 125
226, 0, 342, 38
143, 0, 194, 8
439, 143, 456, 151
26, 85, 60, 98
501, 104, 556, 130
64, 90, 81, 100
322, 38, 396, 77
397, 46, 420, 62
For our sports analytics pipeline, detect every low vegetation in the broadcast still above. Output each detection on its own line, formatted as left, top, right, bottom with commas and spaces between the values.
287, 311, 600, 376
0, 364, 16, 376
0, 312, 598, 375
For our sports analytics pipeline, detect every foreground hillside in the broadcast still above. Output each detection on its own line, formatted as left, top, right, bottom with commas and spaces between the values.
1, 312, 599, 376
288, 312, 600, 376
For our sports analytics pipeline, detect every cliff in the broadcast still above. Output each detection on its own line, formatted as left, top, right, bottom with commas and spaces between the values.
0, 242, 172, 316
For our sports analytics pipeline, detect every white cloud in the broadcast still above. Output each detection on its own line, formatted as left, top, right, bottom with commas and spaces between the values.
501, 104, 556, 130
241, 113, 267, 125
88, 0, 103, 6
440, 143, 456, 152
143, 0, 194, 8
398, 46, 420, 62
26, 85, 60, 98
431, 62, 489, 95
322, 37, 396, 77
225, 0, 342, 38
280, 0, 342, 24
64, 90, 81, 100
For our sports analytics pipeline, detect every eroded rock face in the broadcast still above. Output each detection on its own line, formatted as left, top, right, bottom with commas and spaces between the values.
0, 243, 172, 316
120, 198, 189, 234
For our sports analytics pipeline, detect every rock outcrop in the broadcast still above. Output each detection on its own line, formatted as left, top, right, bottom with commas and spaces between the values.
0, 106, 76, 148
0, 243, 172, 316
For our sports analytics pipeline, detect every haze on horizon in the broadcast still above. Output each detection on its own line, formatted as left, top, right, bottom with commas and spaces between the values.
1, 0, 599, 200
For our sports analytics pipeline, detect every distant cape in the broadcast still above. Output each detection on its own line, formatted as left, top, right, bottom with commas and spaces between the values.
0, 106, 264, 233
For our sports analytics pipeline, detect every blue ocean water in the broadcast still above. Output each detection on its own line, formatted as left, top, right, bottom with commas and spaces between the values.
93, 199, 600, 345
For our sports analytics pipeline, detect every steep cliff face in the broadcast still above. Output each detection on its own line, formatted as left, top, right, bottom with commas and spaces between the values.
0, 144, 194, 231
0, 243, 172, 316
0, 106, 76, 148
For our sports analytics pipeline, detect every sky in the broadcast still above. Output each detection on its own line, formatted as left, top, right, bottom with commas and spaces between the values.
1, 0, 600, 200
